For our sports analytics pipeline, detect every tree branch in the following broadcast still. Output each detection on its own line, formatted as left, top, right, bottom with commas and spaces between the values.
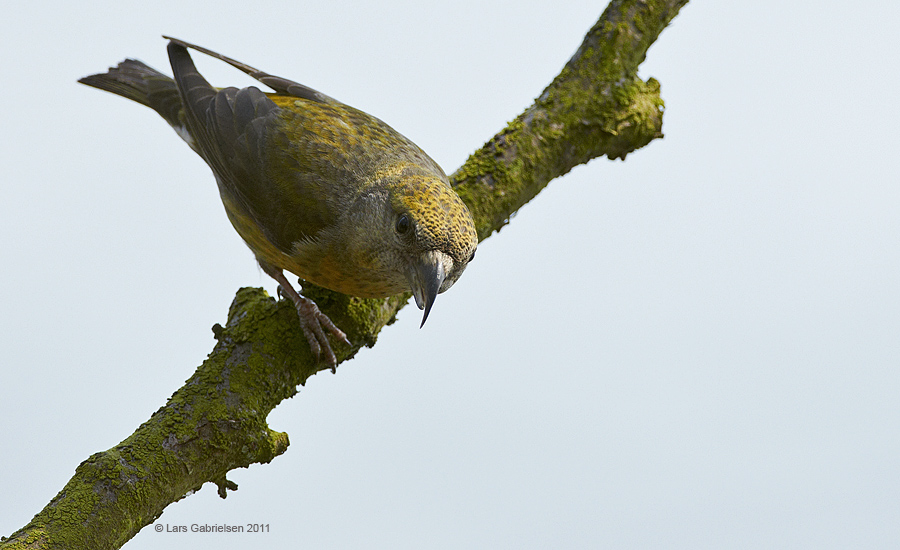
454, 0, 688, 238
1, 1, 688, 548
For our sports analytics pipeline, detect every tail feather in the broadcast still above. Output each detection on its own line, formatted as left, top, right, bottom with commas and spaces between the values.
79, 60, 186, 135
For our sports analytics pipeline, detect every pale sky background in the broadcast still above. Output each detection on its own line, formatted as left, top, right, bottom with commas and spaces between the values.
2, 1, 899, 548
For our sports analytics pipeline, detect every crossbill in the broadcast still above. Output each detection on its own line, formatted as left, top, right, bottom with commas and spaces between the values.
80, 37, 478, 368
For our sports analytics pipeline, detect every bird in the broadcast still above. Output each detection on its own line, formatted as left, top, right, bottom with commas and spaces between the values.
79, 37, 478, 369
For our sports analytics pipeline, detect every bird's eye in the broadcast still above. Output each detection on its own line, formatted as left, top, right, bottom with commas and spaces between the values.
468, 249, 476, 263
395, 213, 411, 235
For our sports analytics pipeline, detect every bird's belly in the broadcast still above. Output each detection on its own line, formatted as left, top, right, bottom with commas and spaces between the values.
287, 255, 408, 298
223, 202, 406, 298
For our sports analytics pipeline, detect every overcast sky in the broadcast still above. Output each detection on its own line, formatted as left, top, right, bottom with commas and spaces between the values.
2, 1, 899, 548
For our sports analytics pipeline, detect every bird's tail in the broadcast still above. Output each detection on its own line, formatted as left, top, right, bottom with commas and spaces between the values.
79, 59, 186, 133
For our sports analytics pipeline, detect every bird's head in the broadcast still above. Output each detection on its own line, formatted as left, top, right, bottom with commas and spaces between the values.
385, 174, 477, 327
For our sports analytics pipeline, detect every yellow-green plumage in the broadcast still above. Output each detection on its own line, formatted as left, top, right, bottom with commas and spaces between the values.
79, 37, 477, 367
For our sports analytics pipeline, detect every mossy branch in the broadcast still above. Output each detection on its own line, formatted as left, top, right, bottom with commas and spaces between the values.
453, 0, 688, 239
1, 1, 688, 548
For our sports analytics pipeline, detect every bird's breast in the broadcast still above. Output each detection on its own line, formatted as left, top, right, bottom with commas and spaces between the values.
225, 202, 406, 297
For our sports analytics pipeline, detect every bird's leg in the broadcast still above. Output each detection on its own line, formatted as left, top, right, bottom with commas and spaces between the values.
260, 263, 350, 372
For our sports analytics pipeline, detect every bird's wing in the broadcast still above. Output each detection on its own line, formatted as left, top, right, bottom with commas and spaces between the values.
166, 38, 449, 255
163, 36, 340, 105
166, 39, 344, 253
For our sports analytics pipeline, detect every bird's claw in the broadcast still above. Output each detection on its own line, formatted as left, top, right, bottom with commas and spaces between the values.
294, 296, 350, 373
265, 269, 349, 372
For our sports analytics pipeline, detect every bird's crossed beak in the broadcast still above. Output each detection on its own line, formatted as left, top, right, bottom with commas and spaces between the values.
406, 250, 452, 328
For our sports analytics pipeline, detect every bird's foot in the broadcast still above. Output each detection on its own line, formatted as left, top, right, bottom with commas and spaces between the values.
293, 295, 351, 373
269, 271, 351, 372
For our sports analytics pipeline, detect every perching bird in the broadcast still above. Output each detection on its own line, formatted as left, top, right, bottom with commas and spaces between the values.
79, 37, 477, 368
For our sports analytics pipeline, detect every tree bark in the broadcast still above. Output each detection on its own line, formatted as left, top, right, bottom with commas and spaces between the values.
0, 1, 689, 548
